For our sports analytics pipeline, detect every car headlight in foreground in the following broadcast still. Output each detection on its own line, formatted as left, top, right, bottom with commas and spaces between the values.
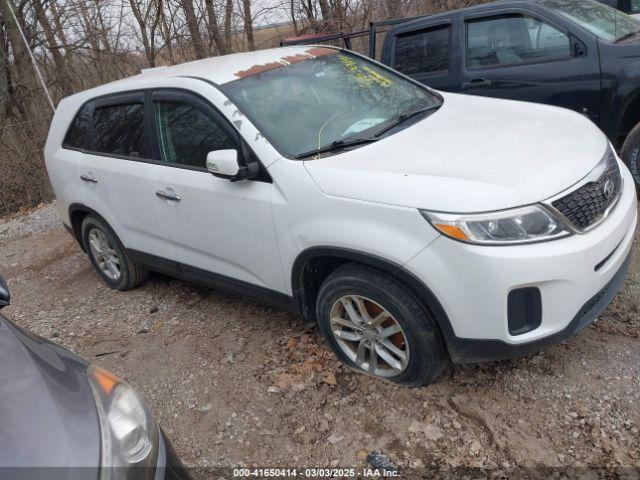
421, 205, 571, 245
88, 365, 159, 480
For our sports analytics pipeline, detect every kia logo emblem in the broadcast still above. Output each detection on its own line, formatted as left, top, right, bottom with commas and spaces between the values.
603, 179, 615, 200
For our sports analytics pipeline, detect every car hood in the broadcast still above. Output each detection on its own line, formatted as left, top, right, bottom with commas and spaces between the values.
304, 92, 609, 213
0, 316, 100, 471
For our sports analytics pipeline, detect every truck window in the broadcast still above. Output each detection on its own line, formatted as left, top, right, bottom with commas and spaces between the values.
466, 14, 571, 69
93, 103, 146, 158
394, 25, 450, 75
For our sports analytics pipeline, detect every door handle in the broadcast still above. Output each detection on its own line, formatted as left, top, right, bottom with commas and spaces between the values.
462, 78, 493, 89
155, 190, 181, 202
80, 173, 98, 183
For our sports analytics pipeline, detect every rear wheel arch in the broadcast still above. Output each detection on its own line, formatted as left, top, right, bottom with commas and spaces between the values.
68, 204, 119, 252
290, 247, 456, 345
69, 204, 98, 251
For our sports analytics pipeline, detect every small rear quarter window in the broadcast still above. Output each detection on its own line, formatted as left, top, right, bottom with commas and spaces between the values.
63, 104, 92, 150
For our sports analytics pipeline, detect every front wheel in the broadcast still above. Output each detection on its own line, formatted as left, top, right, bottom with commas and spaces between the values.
316, 264, 448, 387
621, 122, 640, 189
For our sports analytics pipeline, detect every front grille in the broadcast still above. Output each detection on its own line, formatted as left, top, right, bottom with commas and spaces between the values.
551, 149, 622, 231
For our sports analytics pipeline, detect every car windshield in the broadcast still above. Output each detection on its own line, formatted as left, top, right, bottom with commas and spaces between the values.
220, 49, 442, 158
544, 0, 640, 42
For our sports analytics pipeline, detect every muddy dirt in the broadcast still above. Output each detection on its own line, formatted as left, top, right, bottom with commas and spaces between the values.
1, 203, 639, 478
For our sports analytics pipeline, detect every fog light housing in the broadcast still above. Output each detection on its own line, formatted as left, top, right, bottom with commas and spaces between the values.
508, 287, 542, 336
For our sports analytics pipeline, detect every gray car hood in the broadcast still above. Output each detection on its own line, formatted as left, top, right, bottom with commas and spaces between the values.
0, 316, 100, 472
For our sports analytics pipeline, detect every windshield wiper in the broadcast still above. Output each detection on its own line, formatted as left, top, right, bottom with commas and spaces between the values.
372, 104, 442, 139
295, 137, 379, 159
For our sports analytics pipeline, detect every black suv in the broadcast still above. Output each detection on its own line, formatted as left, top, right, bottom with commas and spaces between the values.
381, 0, 640, 186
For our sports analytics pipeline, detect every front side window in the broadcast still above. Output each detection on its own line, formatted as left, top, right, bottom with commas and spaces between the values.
154, 102, 236, 169
543, 0, 640, 42
467, 14, 571, 69
394, 25, 450, 75
220, 49, 441, 158
93, 103, 146, 157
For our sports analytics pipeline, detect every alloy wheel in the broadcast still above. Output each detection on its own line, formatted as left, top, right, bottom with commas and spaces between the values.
329, 295, 410, 377
88, 228, 121, 281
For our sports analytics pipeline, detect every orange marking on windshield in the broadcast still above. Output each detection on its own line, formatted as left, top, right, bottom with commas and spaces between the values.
282, 53, 311, 64
234, 48, 337, 79
306, 47, 338, 58
234, 61, 284, 78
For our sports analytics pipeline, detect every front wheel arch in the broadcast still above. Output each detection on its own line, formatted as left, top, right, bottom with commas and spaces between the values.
290, 247, 456, 350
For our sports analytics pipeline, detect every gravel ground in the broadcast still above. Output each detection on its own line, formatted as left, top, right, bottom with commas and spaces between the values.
1, 203, 639, 478
0, 202, 60, 242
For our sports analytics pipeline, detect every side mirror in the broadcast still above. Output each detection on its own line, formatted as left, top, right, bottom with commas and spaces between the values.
0, 275, 10, 309
206, 149, 240, 178
206, 149, 260, 182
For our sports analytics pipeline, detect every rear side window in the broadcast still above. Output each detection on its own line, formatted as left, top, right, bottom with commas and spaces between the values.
394, 25, 450, 75
64, 104, 92, 150
93, 103, 146, 157
154, 101, 236, 169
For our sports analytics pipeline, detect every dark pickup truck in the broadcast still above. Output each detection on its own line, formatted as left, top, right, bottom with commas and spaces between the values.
379, 0, 640, 186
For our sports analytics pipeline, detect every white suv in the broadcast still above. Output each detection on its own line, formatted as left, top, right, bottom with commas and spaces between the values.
45, 46, 637, 386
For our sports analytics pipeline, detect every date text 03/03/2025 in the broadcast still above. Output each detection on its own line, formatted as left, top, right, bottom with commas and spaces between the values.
233, 468, 401, 477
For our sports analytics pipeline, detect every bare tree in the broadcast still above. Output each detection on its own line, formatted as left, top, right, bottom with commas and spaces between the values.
224, 0, 233, 52
129, 0, 163, 66
205, 0, 227, 54
32, 0, 72, 95
241, 0, 255, 51
180, 0, 206, 58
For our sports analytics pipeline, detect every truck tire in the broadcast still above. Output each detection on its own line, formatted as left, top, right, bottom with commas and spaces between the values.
621, 122, 640, 189
81, 215, 149, 291
316, 264, 447, 387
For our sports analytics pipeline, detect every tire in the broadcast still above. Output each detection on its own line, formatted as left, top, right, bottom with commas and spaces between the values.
621, 122, 640, 189
316, 264, 448, 387
81, 215, 148, 291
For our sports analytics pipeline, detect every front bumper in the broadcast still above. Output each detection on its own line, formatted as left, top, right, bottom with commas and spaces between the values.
444, 247, 632, 363
406, 161, 637, 363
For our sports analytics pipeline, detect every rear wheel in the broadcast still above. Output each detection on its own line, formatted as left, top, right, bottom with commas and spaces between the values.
621, 122, 640, 189
81, 215, 148, 291
316, 264, 447, 387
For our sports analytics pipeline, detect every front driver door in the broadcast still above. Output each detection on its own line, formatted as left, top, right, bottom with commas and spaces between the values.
458, 10, 602, 124
149, 89, 285, 295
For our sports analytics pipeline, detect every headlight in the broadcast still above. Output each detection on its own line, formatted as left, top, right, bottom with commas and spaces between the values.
421, 205, 571, 245
88, 365, 159, 480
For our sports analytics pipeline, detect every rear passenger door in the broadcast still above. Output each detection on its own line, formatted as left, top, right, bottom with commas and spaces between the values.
459, 10, 602, 123
77, 92, 176, 261
387, 21, 457, 90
